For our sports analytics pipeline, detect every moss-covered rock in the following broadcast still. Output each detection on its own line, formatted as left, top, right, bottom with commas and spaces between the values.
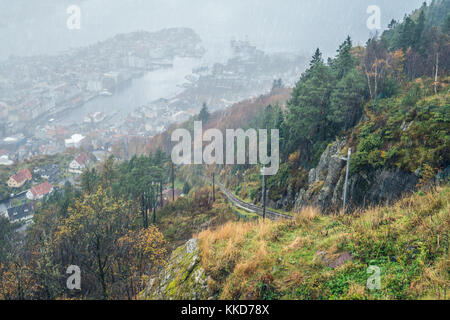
141, 239, 212, 300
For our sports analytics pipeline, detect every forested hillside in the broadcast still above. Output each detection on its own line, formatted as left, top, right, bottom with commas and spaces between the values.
1, 0, 449, 300
222, 0, 449, 213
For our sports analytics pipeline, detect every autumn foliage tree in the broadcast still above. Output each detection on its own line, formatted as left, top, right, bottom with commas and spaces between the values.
53, 186, 166, 299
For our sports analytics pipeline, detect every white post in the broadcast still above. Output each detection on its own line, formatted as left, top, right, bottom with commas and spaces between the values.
261, 167, 266, 220
343, 148, 351, 214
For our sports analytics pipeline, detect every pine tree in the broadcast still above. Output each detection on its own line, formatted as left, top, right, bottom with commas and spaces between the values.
81, 168, 98, 193
286, 60, 336, 159
329, 69, 367, 131
399, 17, 416, 51
271, 78, 283, 91
388, 19, 398, 29
310, 48, 323, 66
332, 36, 354, 80
413, 10, 426, 55
198, 102, 210, 123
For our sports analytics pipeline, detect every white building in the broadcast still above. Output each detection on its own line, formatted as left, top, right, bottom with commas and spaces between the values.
0, 155, 13, 166
26, 182, 54, 201
65, 134, 85, 148
69, 153, 90, 174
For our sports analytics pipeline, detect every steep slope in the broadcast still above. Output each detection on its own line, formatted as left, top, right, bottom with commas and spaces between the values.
143, 185, 449, 300
293, 78, 450, 213
144, 87, 292, 155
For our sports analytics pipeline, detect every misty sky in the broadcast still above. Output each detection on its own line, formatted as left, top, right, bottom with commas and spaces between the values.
0, 0, 425, 62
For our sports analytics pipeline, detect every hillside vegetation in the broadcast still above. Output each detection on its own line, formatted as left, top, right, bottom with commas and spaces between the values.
1, 0, 449, 301
220, 0, 450, 212
197, 186, 449, 300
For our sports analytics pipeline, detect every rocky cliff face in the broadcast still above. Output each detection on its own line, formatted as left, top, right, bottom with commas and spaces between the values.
292, 139, 419, 213
140, 239, 212, 300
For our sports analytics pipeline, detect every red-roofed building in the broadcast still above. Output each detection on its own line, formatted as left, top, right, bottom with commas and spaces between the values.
26, 182, 54, 200
7, 168, 32, 188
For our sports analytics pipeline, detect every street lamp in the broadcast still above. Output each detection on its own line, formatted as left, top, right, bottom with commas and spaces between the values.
343, 148, 351, 214
332, 147, 352, 213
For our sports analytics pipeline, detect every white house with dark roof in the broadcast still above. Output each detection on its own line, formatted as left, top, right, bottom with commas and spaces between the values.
69, 153, 90, 174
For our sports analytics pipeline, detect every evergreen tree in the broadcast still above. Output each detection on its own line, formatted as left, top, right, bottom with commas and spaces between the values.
399, 16, 416, 51
329, 69, 367, 132
81, 168, 98, 193
388, 19, 398, 29
310, 48, 323, 66
285, 59, 336, 161
198, 102, 210, 123
271, 78, 283, 91
331, 36, 354, 80
413, 10, 426, 55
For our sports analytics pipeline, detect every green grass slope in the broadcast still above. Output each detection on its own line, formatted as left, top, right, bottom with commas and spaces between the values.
198, 185, 449, 300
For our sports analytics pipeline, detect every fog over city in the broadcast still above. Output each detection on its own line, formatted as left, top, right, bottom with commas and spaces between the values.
1, 0, 424, 61
0, 0, 427, 165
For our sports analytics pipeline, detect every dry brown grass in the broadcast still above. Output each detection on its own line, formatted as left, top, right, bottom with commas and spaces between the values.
195, 186, 450, 300
197, 219, 279, 299
346, 283, 367, 299
294, 206, 320, 226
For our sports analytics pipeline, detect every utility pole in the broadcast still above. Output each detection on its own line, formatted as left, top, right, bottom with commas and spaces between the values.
343, 148, 352, 214
142, 193, 148, 229
261, 167, 266, 220
171, 162, 175, 201
152, 183, 157, 224
140, 194, 145, 229
160, 179, 163, 208
153, 190, 156, 224
212, 172, 215, 202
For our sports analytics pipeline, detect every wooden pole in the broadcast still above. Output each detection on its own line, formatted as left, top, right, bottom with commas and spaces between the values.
160, 180, 163, 208
141, 194, 145, 229
212, 172, 215, 202
142, 193, 148, 229
153, 186, 156, 224
171, 162, 175, 201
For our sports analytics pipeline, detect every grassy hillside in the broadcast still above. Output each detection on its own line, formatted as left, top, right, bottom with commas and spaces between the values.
156, 186, 237, 249
197, 186, 449, 300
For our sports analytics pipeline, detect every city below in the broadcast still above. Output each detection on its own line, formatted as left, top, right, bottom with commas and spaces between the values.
0, 27, 305, 165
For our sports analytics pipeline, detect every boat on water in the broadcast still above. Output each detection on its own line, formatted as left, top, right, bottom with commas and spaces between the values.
99, 89, 113, 96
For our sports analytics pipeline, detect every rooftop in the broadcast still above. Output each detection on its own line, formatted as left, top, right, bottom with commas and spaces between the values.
30, 181, 53, 198
7, 203, 34, 222
11, 167, 32, 184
